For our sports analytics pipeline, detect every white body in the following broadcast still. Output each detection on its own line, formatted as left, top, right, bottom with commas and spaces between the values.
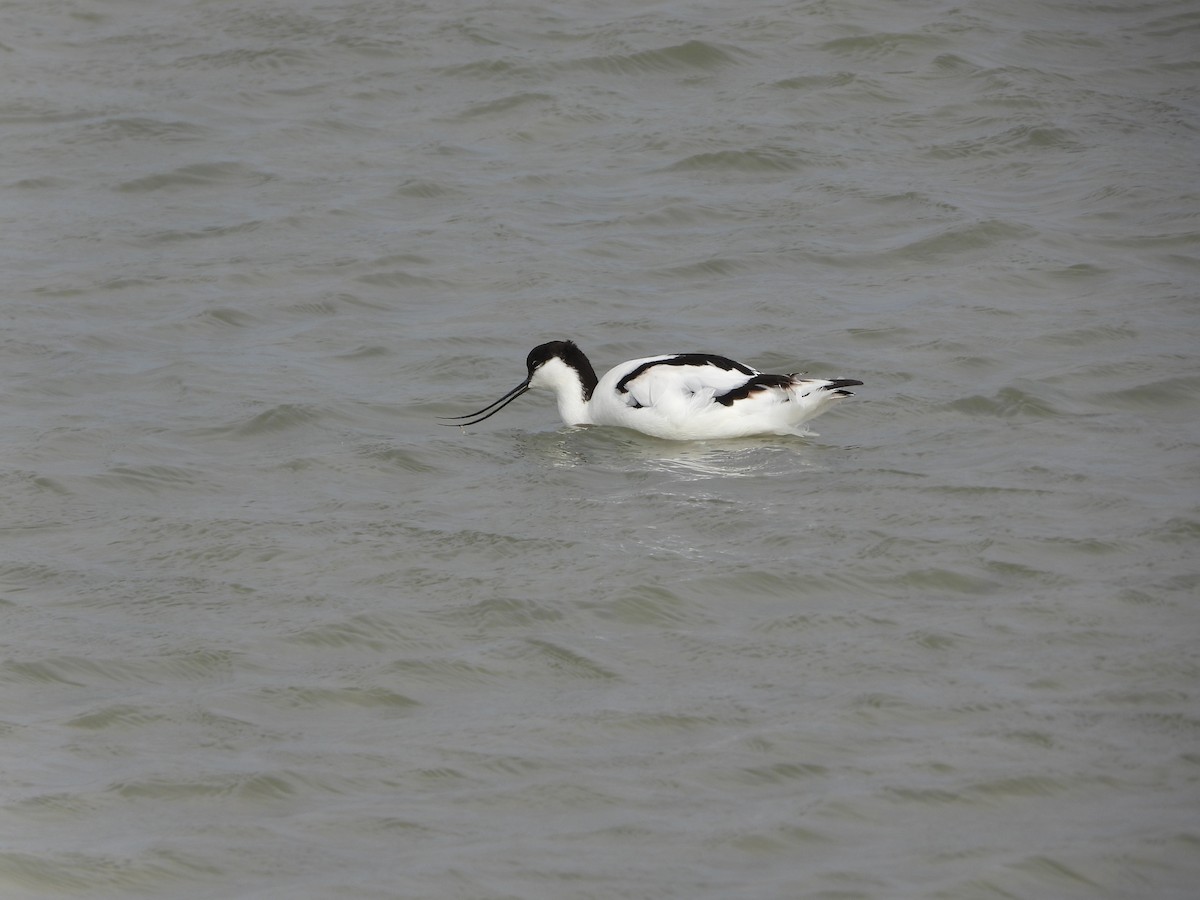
531, 354, 855, 440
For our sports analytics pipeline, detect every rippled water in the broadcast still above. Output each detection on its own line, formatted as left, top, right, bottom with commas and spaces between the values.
3, 0, 1198, 897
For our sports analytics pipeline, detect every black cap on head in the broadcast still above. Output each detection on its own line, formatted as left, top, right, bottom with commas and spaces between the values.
525, 340, 598, 400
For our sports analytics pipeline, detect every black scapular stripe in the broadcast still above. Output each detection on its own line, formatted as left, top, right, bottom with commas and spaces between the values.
616, 354, 756, 395
714, 374, 795, 406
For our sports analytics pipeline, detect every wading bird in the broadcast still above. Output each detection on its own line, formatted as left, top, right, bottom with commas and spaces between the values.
443, 340, 861, 440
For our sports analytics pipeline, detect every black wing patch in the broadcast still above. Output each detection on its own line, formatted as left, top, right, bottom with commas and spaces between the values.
615, 354, 756, 395
714, 374, 795, 406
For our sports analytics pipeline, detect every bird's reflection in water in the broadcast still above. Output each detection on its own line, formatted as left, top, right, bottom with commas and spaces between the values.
520, 426, 822, 480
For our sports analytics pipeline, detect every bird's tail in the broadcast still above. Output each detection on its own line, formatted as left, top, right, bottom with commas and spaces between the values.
782, 375, 863, 427
817, 378, 863, 397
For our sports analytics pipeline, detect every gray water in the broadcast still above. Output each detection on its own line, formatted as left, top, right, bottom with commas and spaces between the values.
2, 0, 1198, 897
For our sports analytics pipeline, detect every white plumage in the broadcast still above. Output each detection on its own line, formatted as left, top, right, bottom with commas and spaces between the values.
443, 340, 862, 441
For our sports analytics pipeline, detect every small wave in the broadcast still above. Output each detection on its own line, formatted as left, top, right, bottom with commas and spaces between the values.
197, 306, 261, 327
948, 385, 1063, 418
820, 31, 950, 62
436, 58, 530, 79
249, 685, 420, 711
651, 256, 754, 279
594, 710, 733, 734
385, 658, 500, 687
427, 595, 565, 628
188, 402, 337, 438
439, 39, 744, 81
230, 404, 330, 436
1009, 855, 1105, 892
584, 584, 697, 627
890, 566, 1000, 595
358, 443, 441, 474
0, 847, 215, 894
1, 650, 234, 687
666, 147, 811, 172
114, 772, 300, 801
923, 124, 1084, 160
504, 638, 622, 680
393, 179, 462, 199
76, 116, 209, 143
731, 762, 830, 786
9, 176, 74, 189
1034, 324, 1138, 347
0, 101, 98, 125
174, 47, 322, 72
355, 270, 447, 288
770, 71, 858, 90
721, 825, 837, 853
66, 705, 165, 730
884, 785, 971, 806
1101, 375, 1200, 414
143, 219, 264, 243
898, 219, 1036, 260
285, 616, 404, 652
568, 39, 745, 76
115, 162, 276, 193
451, 91, 556, 120
87, 464, 211, 494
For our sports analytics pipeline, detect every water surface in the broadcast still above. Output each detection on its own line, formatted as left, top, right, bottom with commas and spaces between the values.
2, 1, 1198, 897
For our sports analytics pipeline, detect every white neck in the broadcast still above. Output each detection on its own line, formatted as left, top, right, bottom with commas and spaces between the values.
530, 357, 594, 425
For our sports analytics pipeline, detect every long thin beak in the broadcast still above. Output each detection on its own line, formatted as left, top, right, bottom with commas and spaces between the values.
440, 380, 530, 427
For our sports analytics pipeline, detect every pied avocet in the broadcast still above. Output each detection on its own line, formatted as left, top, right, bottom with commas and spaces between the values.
442, 340, 862, 440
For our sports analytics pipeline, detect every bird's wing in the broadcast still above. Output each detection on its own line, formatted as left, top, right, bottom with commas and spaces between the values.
615, 354, 761, 409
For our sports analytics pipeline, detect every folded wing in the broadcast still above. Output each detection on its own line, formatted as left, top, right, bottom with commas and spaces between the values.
615, 354, 762, 410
